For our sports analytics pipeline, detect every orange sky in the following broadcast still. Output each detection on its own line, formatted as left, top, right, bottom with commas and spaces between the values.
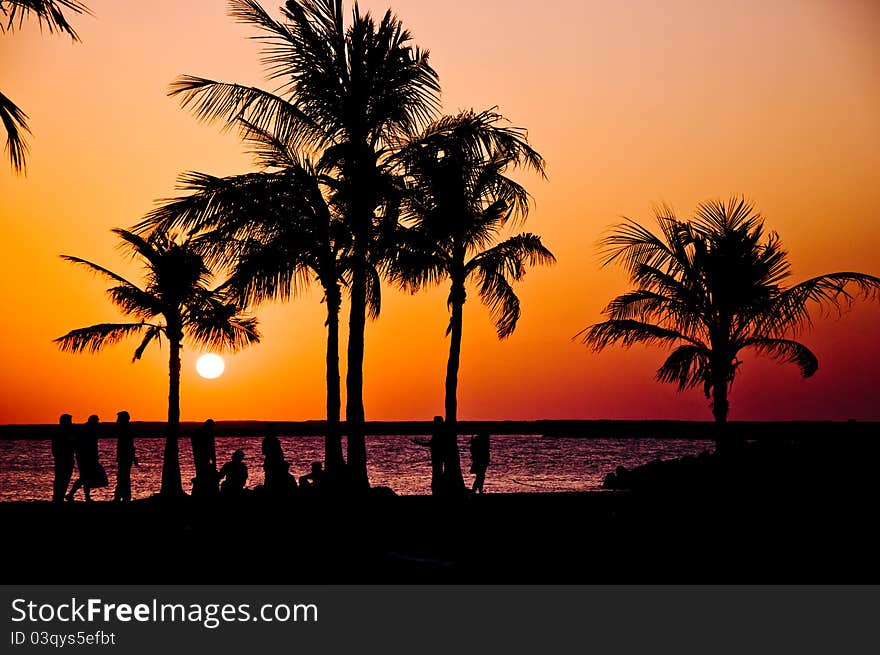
1, 0, 879, 423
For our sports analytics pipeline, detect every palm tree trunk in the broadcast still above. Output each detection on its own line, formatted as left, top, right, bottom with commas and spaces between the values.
711, 378, 729, 423
442, 278, 467, 494
711, 375, 739, 455
324, 285, 345, 477
344, 153, 375, 491
345, 259, 369, 489
161, 334, 183, 496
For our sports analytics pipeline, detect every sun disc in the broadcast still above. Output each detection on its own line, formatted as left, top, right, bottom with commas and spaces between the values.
196, 354, 225, 379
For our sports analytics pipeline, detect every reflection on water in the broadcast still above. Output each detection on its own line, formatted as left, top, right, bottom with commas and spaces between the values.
0, 435, 712, 501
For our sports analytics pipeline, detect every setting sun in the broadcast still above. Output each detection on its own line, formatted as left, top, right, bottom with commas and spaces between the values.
196, 354, 225, 379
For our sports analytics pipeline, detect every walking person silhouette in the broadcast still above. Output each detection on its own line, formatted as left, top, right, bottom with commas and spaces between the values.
51, 414, 75, 502
67, 415, 108, 502
469, 433, 490, 494
191, 419, 218, 497
413, 416, 450, 496
113, 411, 137, 502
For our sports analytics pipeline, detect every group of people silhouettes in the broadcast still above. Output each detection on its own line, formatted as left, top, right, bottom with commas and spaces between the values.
189, 420, 325, 499
52, 414, 489, 500
52, 412, 136, 502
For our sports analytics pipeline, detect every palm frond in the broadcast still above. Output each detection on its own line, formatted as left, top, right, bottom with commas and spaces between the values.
387, 226, 450, 292
578, 319, 695, 351
106, 284, 163, 319
365, 264, 382, 320
0, 90, 31, 173
598, 216, 685, 275
111, 228, 165, 268
473, 264, 520, 338
764, 272, 880, 336
741, 337, 819, 377
656, 344, 711, 390
185, 295, 261, 352
1, 0, 91, 41
466, 233, 556, 281
132, 324, 163, 361
168, 75, 327, 153
221, 236, 315, 307
54, 322, 146, 354
60, 254, 141, 289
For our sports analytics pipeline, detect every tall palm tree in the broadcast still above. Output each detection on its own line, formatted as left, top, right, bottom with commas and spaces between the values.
137, 148, 354, 478
55, 229, 260, 495
1, 0, 91, 173
392, 109, 555, 492
167, 0, 440, 487
579, 198, 880, 427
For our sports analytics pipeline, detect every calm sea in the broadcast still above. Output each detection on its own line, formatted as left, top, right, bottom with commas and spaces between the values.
0, 435, 713, 501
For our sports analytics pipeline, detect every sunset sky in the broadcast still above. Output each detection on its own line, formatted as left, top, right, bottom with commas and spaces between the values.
1, 0, 879, 424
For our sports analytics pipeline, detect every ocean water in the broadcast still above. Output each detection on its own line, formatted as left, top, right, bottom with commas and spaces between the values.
0, 435, 713, 501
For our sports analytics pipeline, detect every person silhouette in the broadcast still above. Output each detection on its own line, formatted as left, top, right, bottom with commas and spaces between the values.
469, 433, 490, 494
299, 461, 324, 492
261, 432, 296, 494
191, 419, 218, 497
413, 416, 448, 495
218, 449, 248, 495
51, 414, 75, 502
67, 415, 108, 502
113, 411, 137, 502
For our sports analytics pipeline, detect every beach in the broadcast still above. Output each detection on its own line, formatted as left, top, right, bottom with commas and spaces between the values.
3, 421, 878, 584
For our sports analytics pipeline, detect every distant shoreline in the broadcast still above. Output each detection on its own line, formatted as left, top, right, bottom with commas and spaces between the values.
0, 419, 875, 440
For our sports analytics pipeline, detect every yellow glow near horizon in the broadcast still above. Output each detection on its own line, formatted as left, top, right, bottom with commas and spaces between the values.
196, 354, 225, 380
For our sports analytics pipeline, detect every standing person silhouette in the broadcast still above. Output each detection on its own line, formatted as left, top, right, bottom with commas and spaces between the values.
67, 415, 108, 502
51, 414, 75, 502
191, 419, 218, 497
113, 411, 137, 502
469, 433, 491, 494
413, 416, 448, 495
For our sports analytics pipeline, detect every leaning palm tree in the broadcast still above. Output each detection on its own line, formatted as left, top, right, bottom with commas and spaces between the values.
55, 229, 260, 496
579, 198, 880, 428
391, 109, 555, 492
167, 0, 440, 487
137, 148, 353, 478
1, 0, 91, 173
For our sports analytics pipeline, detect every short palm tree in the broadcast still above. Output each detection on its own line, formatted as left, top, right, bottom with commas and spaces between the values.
1, 0, 91, 173
579, 198, 880, 426
167, 0, 440, 487
55, 229, 260, 496
138, 147, 353, 478
392, 109, 555, 491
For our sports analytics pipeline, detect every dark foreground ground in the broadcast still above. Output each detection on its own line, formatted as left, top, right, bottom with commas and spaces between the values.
4, 432, 878, 583
2, 480, 878, 583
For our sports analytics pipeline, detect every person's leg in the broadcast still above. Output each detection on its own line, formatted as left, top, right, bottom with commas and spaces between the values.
53, 467, 66, 502
67, 477, 82, 501
116, 465, 130, 501
84, 485, 92, 502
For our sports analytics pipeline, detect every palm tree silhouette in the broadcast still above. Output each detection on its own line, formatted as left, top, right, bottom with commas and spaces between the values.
138, 150, 355, 479
392, 109, 554, 491
1, 0, 91, 173
579, 198, 880, 426
55, 229, 260, 496
165, 0, 439, 487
